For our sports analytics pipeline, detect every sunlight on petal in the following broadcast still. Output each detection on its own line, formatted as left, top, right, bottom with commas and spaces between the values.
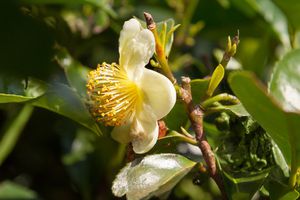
119, 22, 155, 80
139, 68, 176, 120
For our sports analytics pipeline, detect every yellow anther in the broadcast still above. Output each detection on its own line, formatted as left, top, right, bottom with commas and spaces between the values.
87, 62, 140, 126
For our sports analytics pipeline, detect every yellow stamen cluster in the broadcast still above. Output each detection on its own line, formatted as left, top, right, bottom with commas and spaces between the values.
87, 62, 139, 126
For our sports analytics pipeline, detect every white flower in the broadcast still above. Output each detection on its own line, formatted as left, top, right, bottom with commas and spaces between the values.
87, 18, 176, 154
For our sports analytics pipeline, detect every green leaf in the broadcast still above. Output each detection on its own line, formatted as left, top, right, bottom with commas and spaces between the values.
0, 181, 38, 199
156, 19, 179, 57
56, 49, 90, 98
229, 0, 290, 49
279, 190, 299, 200
191, 77, 211, 103
221, 169, 269, 200
228, 72, 291, 164
273, 0, 300, 31
164, 102, 188, 131
220, 104, 250, 117
269, 49, 300, 187
0, 77, 46, 103
269, 49, 300, 112
31, 83, 102, 135
0, 104, 34, 166
229, 71, 300, 187
112, 153, 196, 200
254, 0, 290, 50
207, 64, 225, 97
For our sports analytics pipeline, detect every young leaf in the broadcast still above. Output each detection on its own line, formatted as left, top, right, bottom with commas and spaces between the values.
207, 64, 225, 97
112, 153, 196, 200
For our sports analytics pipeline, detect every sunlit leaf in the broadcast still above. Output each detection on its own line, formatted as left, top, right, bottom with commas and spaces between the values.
112, 153, 196, 200
207, 64, 224, 97
229, 71, 300, 187
269, 49, 300, 112
0, 181, 38, 199
273, 0, 300, 31
228, 72, 291, 163
220, 104, 250, 117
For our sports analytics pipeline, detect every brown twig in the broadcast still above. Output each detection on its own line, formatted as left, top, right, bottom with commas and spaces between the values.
180, 76, 227, 199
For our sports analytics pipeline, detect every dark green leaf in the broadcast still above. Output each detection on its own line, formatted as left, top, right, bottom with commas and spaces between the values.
112, 153, 196, 200
191, 78, 211, 103
56, 49, 89, 98
164, 102, 188, 131
0, 104, 34, 165
229, 71, 300, 187
0, 77, 46, 103
31, 83, 102, 135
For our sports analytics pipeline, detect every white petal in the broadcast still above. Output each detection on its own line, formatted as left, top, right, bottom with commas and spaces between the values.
119, 19, 155, 80
139, 68, 176, 120
131, 108, 159, 154
119, 18, 141, 57
111, 119, 132, 144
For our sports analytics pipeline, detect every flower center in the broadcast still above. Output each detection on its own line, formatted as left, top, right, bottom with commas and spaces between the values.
87, 62, 140, 126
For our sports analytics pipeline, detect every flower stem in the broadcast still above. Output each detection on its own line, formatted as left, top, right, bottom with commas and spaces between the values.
144, 12, 177, 84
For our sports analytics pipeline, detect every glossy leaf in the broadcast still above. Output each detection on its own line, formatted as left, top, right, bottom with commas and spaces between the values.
228, 72, 291, 164
0, 77, 46, 103
0, 181, 38, 199
269, 49, 300, 112
112, 153, 196, 200
31, 83, 102, 135
229, 71, 300, 187
56, 49, 90, 98
207, 64, 224, 97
